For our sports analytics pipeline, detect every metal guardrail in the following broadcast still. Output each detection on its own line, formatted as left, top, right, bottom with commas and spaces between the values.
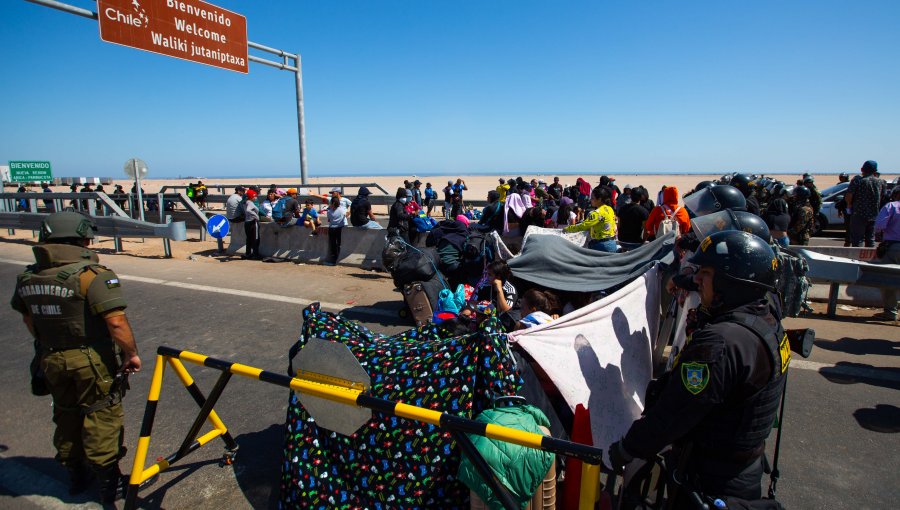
160, 182, 391, 195
0, 206, 187, 258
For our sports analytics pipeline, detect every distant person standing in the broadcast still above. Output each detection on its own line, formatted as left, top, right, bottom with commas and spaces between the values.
423, 182, 438, 217
242, 189, 261, 259
617, 188, 650, 250
388, 187, 413, 242
548, 176, 564, 202
789, 186, 815, 246
411, 180, 424, 208
442, 180, 454, 219
325, 195, 346, 266
845, 160, 886, 247
873, 186, 900, 321
41, 182, 55, 212
450, 179, 467, 219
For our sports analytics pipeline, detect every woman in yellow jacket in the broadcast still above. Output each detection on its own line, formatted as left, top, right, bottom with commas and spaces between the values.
564, 186, 618, 252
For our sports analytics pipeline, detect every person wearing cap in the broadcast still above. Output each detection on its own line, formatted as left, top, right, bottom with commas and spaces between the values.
411, 180, 424, 208
330, 187, 352, 212
11, 211, 141, 503
274, 188, 303, 227
225, 186, 246, 223
242, 189, 262, 259
845, 160, 887, 247
350, 187, 382, 229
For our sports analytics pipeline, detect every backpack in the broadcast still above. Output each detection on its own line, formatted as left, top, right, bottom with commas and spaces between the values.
656, 205, 681, 237
463, 231, 493, 264
437, 238, 463, 273
272, 197, 287, 220
391, 247, 437, 289
412, 211, 438, 232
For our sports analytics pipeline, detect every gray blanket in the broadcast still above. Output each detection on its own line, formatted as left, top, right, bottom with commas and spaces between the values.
508, 232, 675, 292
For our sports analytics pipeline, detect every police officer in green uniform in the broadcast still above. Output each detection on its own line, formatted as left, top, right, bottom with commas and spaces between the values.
610, 231, 791, 506
10, 211, 141, 504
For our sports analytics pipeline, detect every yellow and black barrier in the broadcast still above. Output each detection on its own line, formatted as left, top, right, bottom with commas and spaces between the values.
125, 345, 605, 510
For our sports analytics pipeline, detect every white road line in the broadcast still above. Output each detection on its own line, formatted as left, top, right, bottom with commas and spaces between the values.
1, 257, 897, 382
0, 258, 397, 321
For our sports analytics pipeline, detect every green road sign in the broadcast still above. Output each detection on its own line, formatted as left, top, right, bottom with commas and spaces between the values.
8, 161, 53, 182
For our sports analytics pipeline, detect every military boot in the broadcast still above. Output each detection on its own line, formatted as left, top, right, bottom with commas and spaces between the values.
66, 460, 93, 495
96, 463, 125, 504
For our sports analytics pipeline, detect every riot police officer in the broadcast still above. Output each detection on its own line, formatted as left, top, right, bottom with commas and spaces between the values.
729, 173, 761, 216
10, 211, 141, 503
610, 231, 791, 504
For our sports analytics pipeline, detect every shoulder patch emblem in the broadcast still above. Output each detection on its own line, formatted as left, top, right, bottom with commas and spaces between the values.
105, 278, 120, 289
681, 362, 710, 395
778, 333, 792, 374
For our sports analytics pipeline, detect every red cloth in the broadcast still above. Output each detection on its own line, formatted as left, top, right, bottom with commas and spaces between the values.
576, 177, 591, 197
562, 403, 593, 509
645, 186, 690, 237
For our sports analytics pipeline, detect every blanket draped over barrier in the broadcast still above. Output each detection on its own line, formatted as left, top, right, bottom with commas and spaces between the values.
509, 266, 660, 466
279, 303, 522, 509
508, 232, 674, 292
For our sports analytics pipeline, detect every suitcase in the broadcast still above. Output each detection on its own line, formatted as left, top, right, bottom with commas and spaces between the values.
403, 281, 435, 327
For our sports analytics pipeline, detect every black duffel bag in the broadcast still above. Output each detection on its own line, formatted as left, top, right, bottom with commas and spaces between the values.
391, 247, 437, 289
381, 235, 406, 272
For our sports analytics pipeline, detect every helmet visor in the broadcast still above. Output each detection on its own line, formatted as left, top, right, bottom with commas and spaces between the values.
682, 187, 716, 217
690, 209, 741, 238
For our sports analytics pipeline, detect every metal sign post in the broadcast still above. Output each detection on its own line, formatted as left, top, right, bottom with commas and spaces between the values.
23, 0, 309, 184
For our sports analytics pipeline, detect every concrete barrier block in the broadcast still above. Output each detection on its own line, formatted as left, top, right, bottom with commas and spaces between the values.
229, 222, 386, 269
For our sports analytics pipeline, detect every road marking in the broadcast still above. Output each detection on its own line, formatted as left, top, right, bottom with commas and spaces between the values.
791, 358, 900, 383
0, 258, 398, 321
1, 257, 896, 382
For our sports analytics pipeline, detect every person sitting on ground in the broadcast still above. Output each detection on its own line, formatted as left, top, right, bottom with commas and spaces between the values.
479, 190, 505, 232
519, 207, 547, 236
644, 186, 690, 241
477, 259, 518, 313
617, 187, 650, 251
388, 187, 413, 242
350, 187, 383, 229
516, 289, 556, 330
549, 196, 577, 228
564, 186, 618, 252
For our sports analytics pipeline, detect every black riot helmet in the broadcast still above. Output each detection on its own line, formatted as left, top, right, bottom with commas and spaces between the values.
39, 210, 97, 244
694, 180, 714, 193
838, 172, 849, 183
793, 185, 811, 203
771, 183, 787, 199
683, 185, 747, 218
691, 209, 772, 242
730, 173, 754, 197
690, 231, 779, 307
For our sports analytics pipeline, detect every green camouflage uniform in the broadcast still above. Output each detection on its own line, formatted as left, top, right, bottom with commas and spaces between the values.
789, 204, 815, 246
10, 243, 127, 470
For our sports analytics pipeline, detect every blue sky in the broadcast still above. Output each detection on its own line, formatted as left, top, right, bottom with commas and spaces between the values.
2, 0, 898, 178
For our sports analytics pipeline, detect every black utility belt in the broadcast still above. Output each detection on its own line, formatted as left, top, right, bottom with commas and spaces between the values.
43, 342, 104, 353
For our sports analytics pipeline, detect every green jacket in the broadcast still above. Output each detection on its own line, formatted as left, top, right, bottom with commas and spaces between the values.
458, 404, 555, 510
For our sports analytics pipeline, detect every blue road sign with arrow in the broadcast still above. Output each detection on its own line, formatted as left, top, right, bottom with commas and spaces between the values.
206, 214, 230, 239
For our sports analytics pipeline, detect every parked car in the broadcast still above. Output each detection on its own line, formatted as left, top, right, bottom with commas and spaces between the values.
816, 182, 849, 235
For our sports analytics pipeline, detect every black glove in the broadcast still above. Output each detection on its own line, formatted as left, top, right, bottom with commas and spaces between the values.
608, 440, 634, 474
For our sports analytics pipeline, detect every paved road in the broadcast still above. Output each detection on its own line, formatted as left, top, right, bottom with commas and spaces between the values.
0, 241, 896, 509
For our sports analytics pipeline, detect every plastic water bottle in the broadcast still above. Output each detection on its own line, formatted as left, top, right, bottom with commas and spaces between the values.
713, 498, 728, 509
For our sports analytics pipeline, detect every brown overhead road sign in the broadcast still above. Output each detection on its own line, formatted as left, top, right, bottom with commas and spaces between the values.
98, 0, 248, 73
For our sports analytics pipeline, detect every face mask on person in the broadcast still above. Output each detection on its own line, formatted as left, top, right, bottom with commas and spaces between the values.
399, 197, 408, 204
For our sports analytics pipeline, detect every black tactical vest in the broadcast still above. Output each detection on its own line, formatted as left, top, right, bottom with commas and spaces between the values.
693, 309, 790, 458
16, 260, 112, 351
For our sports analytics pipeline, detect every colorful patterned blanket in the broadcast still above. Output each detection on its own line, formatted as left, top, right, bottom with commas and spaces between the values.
279, 303, 522, 509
